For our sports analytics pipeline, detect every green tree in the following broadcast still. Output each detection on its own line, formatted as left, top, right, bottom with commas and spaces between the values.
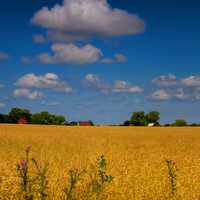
8, 108, 31, 123
89, 120, 95, 126
130, 111, 147, 126
30, 112, 66, 125
70, 121, 78, 126
146, 111, 160, 124
53, 115, 66, 125
0, 114, 10, 123
123, 120, 130, 126
173, 119, 187, 127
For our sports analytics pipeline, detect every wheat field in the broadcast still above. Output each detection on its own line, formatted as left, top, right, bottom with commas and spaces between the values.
0, 124, 200, 200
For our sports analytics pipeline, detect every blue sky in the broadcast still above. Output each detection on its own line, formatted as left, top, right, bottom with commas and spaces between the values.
0, 0, 200, 124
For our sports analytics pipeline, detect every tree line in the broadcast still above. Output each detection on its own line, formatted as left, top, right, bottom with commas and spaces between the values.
0, 108, 66, 125
0, 107, 199, 126
123, 111, 200, 127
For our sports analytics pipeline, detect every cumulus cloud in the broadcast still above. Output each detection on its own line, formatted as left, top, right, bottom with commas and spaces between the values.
41, 101, 61, 106
15, 73, 73, 93
0, 84, 4, 89
85, 74, 109, 93
13, 88, 43, 100
112, 80, 143, 93
33, 34, 47, 44
151, 74, 200, 101
85, 74, 143, 94
152, 74, 200, 89
37, 43, 103, 64
0, 51, 9, 61
0, 102, 5, 108
85, 74, 100, 83
102, 54, 127, 64
174, 88, 187, 100
181, 75, 200, 87
21, 56, 33, 64
150, 89, 171, 101
31, 0, 145, 40
152, 74, 177, 87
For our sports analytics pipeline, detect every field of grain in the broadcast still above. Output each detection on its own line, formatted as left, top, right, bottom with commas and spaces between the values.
0, 124, 200, 200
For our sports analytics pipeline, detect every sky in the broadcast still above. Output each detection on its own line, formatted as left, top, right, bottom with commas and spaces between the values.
0, 0, 200, 124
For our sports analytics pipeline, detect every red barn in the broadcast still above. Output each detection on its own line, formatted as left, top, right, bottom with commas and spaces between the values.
78, 121, 93, 126
18, 117, 28, 124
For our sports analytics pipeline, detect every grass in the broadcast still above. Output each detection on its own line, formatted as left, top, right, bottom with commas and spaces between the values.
0, 124, 200, 199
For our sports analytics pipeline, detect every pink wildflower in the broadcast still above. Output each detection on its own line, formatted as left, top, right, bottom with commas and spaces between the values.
172, 160, 176, 165
19, 159, 27, 170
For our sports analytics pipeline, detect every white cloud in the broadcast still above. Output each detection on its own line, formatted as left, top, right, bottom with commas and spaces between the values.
152, 74, 177, 87
31, 0, 144, 40
85, 74, 109, 93
174, 88, 186, 100
85, 74, 143, 94
13, 88, 43, 100
150, 88, 188, 101
15, 73, 73, 93
33, 34, 47, 44
21, 56, 32, 64
151, 74, 200, 101
112, 80, 143, 93
150, 89, 171, 101
102, 54, 127, 64
41, 101, 61, 106
152, 74, 200, 88
85, 74, 99, 82
181, 75, 200, 87
0, 84, 4, 89
37, 53, 53, 64
0, 51, 9, 61
0, 102, 5, 108
115, 54, 127, 62
37, 43, 103, 64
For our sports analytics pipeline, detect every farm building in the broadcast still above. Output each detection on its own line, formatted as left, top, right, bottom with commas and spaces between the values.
148, 123, 156, 127
78, 121, 94, 126
18, 117, 28, 124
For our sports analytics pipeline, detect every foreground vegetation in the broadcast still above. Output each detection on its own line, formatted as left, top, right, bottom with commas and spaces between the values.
0, 125, 200, 199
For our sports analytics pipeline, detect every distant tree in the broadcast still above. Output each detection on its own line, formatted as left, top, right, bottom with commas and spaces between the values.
164, 124, 171, 127
123, 120, 130, 126
70, 121, 78, 126
146, 111, 160, 124
0, 114, 10, 123
8, 108, 31, 124
173, 119, 187, 127
30, 112, 66, 125
190, 123, 199, 127
89, 120, 95, 126
62, 121, 70, 125
31, 112, 47, 125
130, 111, 147, 126
53, 115, 66, 125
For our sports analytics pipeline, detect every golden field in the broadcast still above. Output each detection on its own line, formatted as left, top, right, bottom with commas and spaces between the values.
0, 124, 200, 200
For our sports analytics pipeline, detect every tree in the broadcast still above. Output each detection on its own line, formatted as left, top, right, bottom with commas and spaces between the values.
8, 108, 31, 124
130, 111, 147, 126
0, 114, 10, 123
146, 111, 160, 124
89, 120, 95, 126
30, 112, 66, 125
173, 119, 187, 127
53, 115, 66, 125
70, 121, 78, 126
123, 120, 130, 126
